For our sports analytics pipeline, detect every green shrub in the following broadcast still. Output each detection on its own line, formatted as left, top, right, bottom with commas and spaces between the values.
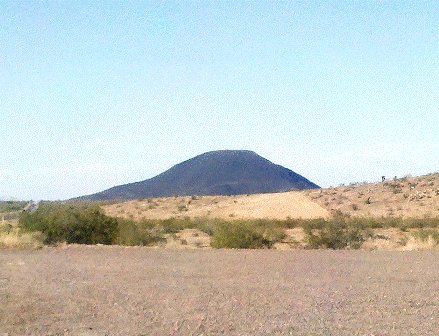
159, 217, 193, 233
19, 203, 118, 245
262, 226, 286, 243
304, 219, 365, 249
116, 219, 164, 246
0, 200, 28, 213
211, 221, 269, 249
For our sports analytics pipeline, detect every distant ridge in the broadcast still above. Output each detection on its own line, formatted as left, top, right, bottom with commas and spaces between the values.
75, 150, 319, 201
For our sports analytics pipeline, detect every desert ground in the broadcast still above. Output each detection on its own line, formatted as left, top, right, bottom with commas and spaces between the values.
98, 174, 439, 251
1, 246, 438, 336
306, 173, 439, 218
103, 191, 331, 221
103, 173, 439, 221
1, 174, 438, 335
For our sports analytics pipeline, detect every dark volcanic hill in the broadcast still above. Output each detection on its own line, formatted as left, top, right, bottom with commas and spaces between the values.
77, 150, 319, 201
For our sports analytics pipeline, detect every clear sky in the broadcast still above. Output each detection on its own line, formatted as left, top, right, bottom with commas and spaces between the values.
1, 1, 438, 200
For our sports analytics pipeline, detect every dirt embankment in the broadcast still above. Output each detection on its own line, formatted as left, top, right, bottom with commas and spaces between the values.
103, 191, 330, 221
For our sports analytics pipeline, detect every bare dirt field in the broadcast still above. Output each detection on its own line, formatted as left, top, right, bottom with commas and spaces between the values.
1, 247, 437, 336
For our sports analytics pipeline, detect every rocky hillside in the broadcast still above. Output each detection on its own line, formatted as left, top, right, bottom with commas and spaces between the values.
305, 173, 439, 218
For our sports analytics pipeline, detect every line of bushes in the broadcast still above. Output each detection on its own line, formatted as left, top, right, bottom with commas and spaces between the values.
18, 202, 439, 249
18, 203, 286, 248
0, 200, 28, 213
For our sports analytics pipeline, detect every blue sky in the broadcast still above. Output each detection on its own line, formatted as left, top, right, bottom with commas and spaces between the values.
1, 1, 438, 200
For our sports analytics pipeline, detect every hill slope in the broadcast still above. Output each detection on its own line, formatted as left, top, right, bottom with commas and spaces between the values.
103, 191, 330, 220
305, 173, 439, 218
79, 150, 319, 201
102, 173, 439, 221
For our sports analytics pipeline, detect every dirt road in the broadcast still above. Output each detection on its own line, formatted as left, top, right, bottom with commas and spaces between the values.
1, 247, 438, 335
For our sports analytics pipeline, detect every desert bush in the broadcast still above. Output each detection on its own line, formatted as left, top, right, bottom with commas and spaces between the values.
158, 217, 194, 233
262, 226, 286, 243
303, 218, 365, 249
210, 221, 269, 249
0, 200, 28, 213
116, 219, 164, 246
19, 203, 118, 245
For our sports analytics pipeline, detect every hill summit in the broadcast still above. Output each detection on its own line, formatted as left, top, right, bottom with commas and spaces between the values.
78, 150, 319, 200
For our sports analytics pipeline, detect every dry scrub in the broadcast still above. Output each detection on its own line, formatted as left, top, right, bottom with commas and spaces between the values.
0, 219, 44, 249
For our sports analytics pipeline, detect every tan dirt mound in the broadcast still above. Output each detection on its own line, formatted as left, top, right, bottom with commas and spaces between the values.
103, 191, 330, 221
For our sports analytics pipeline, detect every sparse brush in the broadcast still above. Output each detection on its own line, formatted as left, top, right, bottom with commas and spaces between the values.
116, 219, 165, 246
177, 204, 188, 212
303, 219, 365, 249
398, 235, 409, 246
0, 220, 44, 249
14, 201, 439, 249
210, 222, 269, 249
411, 229, 439, 245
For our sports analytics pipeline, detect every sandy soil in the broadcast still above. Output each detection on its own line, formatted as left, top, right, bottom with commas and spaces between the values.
103, 173, 439, 221
103, 191, 330, 221
1, 247, 437, 336
306, 173, 439, 218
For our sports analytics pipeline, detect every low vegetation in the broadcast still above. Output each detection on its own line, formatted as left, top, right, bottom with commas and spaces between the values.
303, 218, 366, 249
411, 228, 439, 245
0, 200, 28, 214
10, 201, 439, 250
0, 219, 44, 249
20, 203, 118, 245
211, 222, 269, 249
115, 219, 166, 246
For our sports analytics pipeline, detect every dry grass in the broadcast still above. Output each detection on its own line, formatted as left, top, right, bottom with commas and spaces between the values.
0, 219, 44, 249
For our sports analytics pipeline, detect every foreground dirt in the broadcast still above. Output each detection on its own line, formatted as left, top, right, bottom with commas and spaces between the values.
1, 247, 437, 336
